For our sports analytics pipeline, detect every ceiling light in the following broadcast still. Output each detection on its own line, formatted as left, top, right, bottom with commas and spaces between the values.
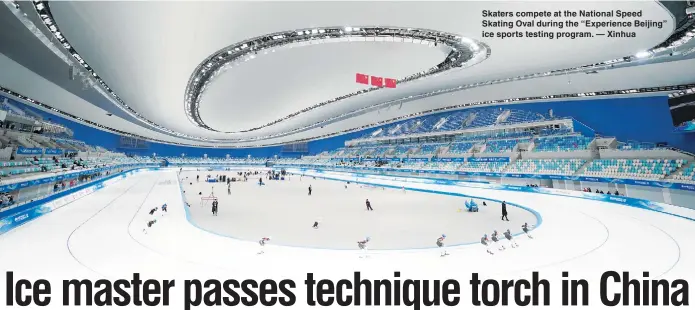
344, 27, 352, 32
311, 29, 318, 34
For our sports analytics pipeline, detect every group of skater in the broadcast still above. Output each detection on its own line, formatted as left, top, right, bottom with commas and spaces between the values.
272, 220, 533, 258
478, 222, 534, 255
143, 203, 168, 234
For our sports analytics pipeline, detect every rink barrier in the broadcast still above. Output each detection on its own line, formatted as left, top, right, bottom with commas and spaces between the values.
294, 169, 695, 223
0, 168, 146, 235
176, 170, 543, 251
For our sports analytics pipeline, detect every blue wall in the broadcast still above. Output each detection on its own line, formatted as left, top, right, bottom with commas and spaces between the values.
7, 93, 695, 156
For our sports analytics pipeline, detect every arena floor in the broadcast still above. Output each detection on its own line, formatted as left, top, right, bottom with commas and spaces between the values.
181, 170, 537, 250
1, 168, 694, 309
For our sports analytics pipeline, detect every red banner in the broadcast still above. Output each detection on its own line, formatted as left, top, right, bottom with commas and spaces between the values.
356, 73, 369, 84
371, 76, 383, 87
384, 78, 397, 88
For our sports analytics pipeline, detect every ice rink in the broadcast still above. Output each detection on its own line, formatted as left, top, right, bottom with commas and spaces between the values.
181, 171, 537, 249
1, 168, 694, 309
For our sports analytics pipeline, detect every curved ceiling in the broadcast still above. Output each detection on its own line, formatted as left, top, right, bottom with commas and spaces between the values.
2, 1, 693, 147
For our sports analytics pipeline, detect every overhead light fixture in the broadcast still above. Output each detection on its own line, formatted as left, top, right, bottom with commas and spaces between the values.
634, 51, 651, 58
344, 27, 352, 32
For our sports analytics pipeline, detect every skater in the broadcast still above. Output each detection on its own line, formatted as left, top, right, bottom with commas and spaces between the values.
437, 234, 448, 257
212, 199, 219, 216
522, 222, 534, 239
257, 236, 271, 254
501, 201, 509, 221
481, 234, 494, 255
161, 203, 167, 213
491, 230, 505, 251
143, 219, 157, 234
308, 185, 312, 196
503, 229, 518, 248
197, 175, 199, 182
365, 199, 373, 211
149, 207, 157, 216
312, 221, 319, 229
357, 237, 370, 258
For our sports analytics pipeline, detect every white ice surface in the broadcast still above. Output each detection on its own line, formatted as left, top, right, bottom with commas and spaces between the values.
0, 169, 693, 309
181, 171, 538, 250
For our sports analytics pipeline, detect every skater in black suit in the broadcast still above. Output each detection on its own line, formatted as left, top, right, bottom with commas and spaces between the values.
501, 201, 509, 221
308, 185, 312, 196
212, 199, 219, 216
366, 199, 373, 211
